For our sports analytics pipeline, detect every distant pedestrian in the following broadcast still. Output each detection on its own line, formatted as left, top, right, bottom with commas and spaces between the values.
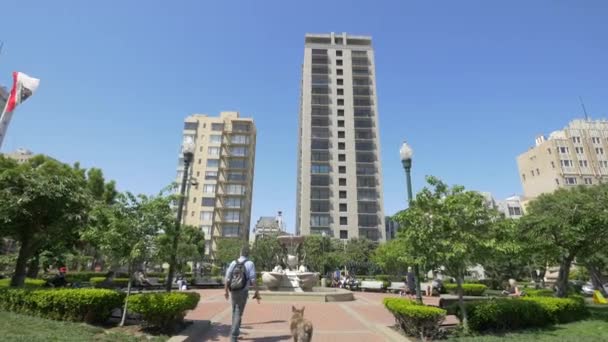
225, 246, 260, 342
406, 266, 416, 298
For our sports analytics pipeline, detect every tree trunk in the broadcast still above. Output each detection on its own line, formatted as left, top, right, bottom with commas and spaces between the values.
11, 237, 34, 287
588, 263, 607, 297
556, 256, 573, 298
456, 272, 468, 332
120, 265, 133, 327
26, 253, 40, 278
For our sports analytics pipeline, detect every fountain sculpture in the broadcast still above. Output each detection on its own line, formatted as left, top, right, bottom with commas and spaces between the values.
261, 236, 319, 292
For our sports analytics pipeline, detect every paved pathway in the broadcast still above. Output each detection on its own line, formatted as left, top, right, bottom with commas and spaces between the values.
185, 289, 457, 341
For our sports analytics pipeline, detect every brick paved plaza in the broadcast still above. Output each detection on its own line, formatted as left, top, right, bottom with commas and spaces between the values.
185, 289, 457, 341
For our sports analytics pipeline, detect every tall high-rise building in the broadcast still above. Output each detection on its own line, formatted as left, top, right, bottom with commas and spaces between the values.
517, 119, 608, 199
177, 112, 256, 258
296, 33, 385, 241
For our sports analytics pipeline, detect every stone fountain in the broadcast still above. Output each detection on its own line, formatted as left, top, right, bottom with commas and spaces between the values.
261, 236, 318, 292
259, 235, 354, 302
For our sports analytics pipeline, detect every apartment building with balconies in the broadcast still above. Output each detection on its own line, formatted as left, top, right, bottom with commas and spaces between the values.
296, 33, 385, 241
177, 111, 256, 258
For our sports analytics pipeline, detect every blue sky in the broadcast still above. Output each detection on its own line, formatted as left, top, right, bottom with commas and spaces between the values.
1, 1, 607, 233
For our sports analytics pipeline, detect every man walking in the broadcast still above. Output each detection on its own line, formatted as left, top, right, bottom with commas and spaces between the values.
225, 246, 260, 342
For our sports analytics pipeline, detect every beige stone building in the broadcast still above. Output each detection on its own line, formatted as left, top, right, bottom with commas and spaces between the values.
517, 119, 608, 199
177, 112, 256, 258
296, 33, 385, 241
4, 148, 34, 163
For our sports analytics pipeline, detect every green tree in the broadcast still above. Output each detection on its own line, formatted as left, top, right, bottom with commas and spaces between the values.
215, 238, 246, 267
83, 191, 174, 326
372, 239, 409, 276
0, 155, 91, 287
393, 176, 499, 330
251, 234, 283, 272
155, 225, 205, 273
520, 183, 608, 297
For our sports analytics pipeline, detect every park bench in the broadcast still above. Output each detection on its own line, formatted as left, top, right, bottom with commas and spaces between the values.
360, 280, 384, 292
388, 281, 406, 293
192, 277, 223, 288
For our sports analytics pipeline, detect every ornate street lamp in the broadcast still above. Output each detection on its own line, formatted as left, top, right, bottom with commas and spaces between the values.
166, 136, 195, 292
400, 141, 422, 304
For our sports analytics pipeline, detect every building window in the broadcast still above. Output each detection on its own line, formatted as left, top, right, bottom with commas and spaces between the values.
338, 109, 344, 116
191, 211, 195, 217
561, 160, 573, 167
584, 177, 593, 185
192, 197, 197, 203
203, 184, 216, 194
338, 120, 345, 127
337, 99, 344, 106
226, 184, 246, 195
339, 191, 347, 199
227, 172, 246, 181
208, 146, 220, 156
340, 203, 347, 212
337, 79, 343, 86
530, 170, 534, 177
337, 89, 344, 95
565, 177, 577, 185
338, 131, 345, 138
209, 135, 222, 144
340, 230, 348, 239
575, 147, 584, 154
338, 142, 345, 150
200, 211, 213, 221
224, 211, 241, 223
222, 226, 240, 237
201, 197, 215, 207
337, 69, 343, 75
200, 146, 203, 152
205, 171, 218, 180
522, 174, 526, 181
336, 50, 343, 57
196, 171, 200, 177
592, 137, 601, 144
555, 178, 560, 185
536, 168, 540, 175
572, 136, 581, 144
211, 123, 224, 131
228, 159, 248, 168
596, 147, 604, 155
230, 146, 248, 156
508, 206, 522, 216
547, 148, 551, 154
339, 166, 346, 174
559, 147, 569, 154
231, 135, 249, 144
207, 159, 219, 167
311, 215, 330, 227
579, 160, 588, 168
602, 161, 608, 168
311, 188, 330, 200
339, 154, 346, 161
339, 178, 346, 186
551, 161, 555, 168
340, 217, 348, 225
311, 164, 330, 174
336, 59, 343, 66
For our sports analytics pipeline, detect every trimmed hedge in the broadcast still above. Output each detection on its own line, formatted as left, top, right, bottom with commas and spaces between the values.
459, 297, 589, 332
128, 292, 200, 332
0, 278, 46, 288
444, 283, 487, 296
522, 296, 588, 324
383, 297, 446, 339
90, 277, 130, 288
0, 288, 124, 323
526, 289, 554, 297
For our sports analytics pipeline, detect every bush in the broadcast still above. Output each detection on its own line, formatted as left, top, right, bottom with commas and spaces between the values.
444, 283, 487, 296
128, 292, 200, 332
90, 277, 130, 288
478, 278, 501, 290
0, 278, 46, 288
0, 288, 124, 323
526, 289, 554, 297
522, 296, 588, 324
383, 297, 446, 339
460, 299, 550, 332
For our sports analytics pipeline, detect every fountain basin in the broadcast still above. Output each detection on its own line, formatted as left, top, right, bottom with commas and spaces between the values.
261, 272, 283, 289
257, 287, 354, 302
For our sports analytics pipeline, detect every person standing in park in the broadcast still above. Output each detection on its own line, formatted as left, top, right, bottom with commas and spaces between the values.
225, 246, 260, 342
406, 266, 416, 298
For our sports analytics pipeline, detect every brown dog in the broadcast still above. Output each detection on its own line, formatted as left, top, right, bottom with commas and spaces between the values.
290, 306, 313, 341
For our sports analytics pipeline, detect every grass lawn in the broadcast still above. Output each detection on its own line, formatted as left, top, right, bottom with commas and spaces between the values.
0, 311, 168, 342
450, 305, 608, 342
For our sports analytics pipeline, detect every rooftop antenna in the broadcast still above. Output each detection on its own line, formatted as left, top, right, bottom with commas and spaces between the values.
579, 96, 589, 121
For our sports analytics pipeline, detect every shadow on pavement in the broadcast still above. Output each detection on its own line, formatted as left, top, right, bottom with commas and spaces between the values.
243, 320, 287, 326
240, 335, 292, 341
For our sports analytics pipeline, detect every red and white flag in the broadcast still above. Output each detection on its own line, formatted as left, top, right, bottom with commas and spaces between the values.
0, 72, 40, 149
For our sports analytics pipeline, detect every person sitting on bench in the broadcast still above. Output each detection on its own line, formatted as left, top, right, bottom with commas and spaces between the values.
501, 279, 522, 297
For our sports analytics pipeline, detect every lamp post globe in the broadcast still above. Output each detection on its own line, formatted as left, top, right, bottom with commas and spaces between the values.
166, 136, 196, 292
